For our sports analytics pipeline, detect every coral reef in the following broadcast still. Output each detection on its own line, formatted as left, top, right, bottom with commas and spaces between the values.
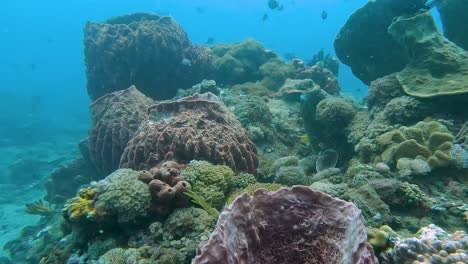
84, 13, 211, 101
388, 11, 468, 98
148, 207, 216, 263
180, 160, 235, 209
210, 38, 279, 86
334, 0, 425, 84
120, 93, 259, 174
392, 224, 467, 264
273, 78, 318, 102
88, 86, 154, 175
194, 186, 377, 263
63, 187, 98, 222
226, 182, 284, 204
93, 169, 152, 223
296, 65, 340, 95
376, 120, 456, 169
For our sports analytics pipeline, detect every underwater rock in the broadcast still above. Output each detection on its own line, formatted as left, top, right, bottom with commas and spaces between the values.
366, 74, 405, 115
231, 81, 271, 97
437, 0, 468, 50
382, 96, 426, 125
334, 0, 425, 84
119, 93, 259, 174
88, 86, 154, 175
295, 65, 340, 95
392, 224, 468, 264
388, 11, 468, 98
84, 13, 211, 101
193, 186, 377, 263
273, 78, 318, 102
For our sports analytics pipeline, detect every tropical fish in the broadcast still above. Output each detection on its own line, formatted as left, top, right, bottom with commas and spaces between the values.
268, 0, 279, 10
262, 13, 269, 22
300, 134, 310, 145
321, 10, 328, 20
205, 37, 215, 45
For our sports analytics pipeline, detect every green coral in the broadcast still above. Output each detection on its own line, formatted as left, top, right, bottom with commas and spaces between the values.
226, 183, 284, 204
231, 82, 271, 97
376, 121, 456, 169
181, 161, 235, 209
184, 190, 219, 219
274, 166, 309, 186
93, 169, 152, 223
150, 207, 216, 264
97, 248, 146, 264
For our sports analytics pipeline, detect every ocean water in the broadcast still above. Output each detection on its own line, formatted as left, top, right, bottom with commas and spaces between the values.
1, 0, 466, 263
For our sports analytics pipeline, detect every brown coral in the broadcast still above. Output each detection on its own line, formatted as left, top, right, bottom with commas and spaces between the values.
194, 186, 377, 264
88, 86, 153, 175
84, 13, 211, 101
120, 93, 258, 174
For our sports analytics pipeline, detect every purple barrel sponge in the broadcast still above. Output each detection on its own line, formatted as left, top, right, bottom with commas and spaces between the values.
193, 186, 377, 264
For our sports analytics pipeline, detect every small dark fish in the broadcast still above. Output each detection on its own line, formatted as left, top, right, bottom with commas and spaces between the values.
195, 6, 205, 14
278, 4, 284, 11
268, 0, 279, 10
321, 10, 328, 20
262, 13, 269, 22
46, 36, 54, 44
30, 63, 36, 71
205, 37, 215, 45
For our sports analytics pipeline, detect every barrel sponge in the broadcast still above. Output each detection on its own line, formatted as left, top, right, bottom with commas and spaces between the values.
193, 186, 377, 263
93, 169, 152, 223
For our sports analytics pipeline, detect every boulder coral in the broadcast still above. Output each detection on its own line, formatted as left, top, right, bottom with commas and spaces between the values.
84, 13, 211, 101
93, 169, 152, 223
119, 93, 259, 174
193, 186, 377, 263
88, 86, 154, 175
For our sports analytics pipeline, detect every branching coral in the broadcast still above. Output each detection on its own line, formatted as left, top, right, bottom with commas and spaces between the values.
25, 200, 56, 217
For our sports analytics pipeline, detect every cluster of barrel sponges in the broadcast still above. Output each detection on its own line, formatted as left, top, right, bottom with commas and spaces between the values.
138, 161, 192, 215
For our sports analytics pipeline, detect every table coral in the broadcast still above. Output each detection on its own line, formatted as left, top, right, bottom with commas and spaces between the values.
389, 11, 468, 98
194, 186, 377, 263
120, 93, 258, 174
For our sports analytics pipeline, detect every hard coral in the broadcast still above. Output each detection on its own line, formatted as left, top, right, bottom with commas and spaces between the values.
377, 120, 456, 169
88, 86, 153, 175
181, 160, 235, 210
194, 186, 377, 264
93, 169, 152, 223
120, 93, 258, 174
393, 224, 468, 264
85, 13, 210, 101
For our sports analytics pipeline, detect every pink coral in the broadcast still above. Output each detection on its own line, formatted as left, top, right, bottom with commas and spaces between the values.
193, 186, 377, 264
119, 93, 258, 174
88, 86, 154, 175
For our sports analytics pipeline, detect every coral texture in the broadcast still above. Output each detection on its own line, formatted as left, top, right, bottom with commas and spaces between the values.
84, 13, 210, 101
88, 86, 153, 175
180, 160, 235, 209
193, 186, 377, 264
93, 169, 152, 223
376, 121, 456, 169
393, 224, 467, 264
120, 93, 258, 174
388, 11, 468, 98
